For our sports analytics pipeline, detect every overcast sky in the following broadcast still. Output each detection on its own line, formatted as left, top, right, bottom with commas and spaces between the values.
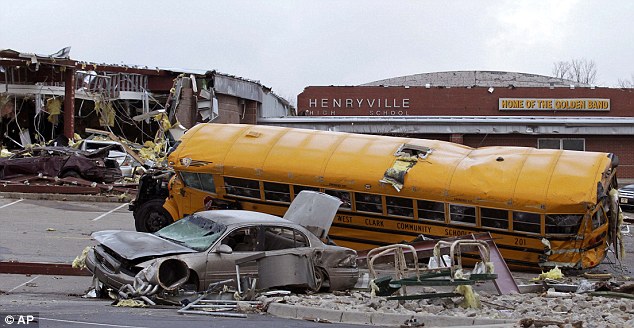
1, 1, 632, 102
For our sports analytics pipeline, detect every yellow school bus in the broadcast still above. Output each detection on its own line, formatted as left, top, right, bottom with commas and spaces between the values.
132, 123, 622, 270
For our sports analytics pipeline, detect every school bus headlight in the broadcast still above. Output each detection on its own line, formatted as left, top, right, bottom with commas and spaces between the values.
180, 158, 192, 167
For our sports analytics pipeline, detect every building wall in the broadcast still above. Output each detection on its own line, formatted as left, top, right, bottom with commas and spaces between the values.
298, 86, 633, 117
215, 94, 242, 124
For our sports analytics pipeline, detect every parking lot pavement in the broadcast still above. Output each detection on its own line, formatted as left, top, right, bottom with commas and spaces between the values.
0, 274, 92, 295
0, 197, 135, 263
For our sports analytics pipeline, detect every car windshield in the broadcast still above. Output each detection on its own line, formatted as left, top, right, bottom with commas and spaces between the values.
155, 214, 226, 251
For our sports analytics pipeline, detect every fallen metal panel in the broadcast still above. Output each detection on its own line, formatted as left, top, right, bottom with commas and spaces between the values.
214, 74, 263, 102
472, 233, 521, 295
0, 261, 91, 276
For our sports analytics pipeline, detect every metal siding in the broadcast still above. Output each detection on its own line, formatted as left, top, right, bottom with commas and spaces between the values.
214, 74, 263, 102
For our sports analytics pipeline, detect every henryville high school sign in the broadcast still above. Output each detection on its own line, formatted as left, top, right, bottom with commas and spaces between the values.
305, 98, 412, 116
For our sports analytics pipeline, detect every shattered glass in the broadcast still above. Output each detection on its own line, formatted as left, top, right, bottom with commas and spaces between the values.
155, 214, 226, 251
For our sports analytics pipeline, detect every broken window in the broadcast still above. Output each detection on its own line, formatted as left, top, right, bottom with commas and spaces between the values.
221, 227, 259, 252
449, 204, 476, 225
180, 172, 216, 193
325, 189, 351, 209
224, 177, 261, 199
264, 227, 309, 251
513, 212, 541, 234
386, 196, 414, 218
155, 214, 226, 251
417, 200, 445, 221
545, 214, 583, 234
355, 192, 383, 214
480, 208, 509, 230
263, 182, 291, 203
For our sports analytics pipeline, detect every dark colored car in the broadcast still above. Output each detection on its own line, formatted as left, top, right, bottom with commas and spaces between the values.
618, 184, 634, 211
0, 146, 122, 183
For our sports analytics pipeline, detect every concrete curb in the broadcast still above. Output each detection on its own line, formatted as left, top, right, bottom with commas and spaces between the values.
267, 303, 517, 327
0, 192, 130, 203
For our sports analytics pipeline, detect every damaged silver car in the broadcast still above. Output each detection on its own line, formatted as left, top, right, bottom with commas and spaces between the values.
86, 191, 359, 295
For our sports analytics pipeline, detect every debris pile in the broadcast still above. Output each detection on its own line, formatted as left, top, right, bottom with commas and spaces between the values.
268, 283, 634, 327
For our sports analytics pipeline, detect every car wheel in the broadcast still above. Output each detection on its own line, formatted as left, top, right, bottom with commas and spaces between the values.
312, 267, 328, 292
134, 199, 173, 232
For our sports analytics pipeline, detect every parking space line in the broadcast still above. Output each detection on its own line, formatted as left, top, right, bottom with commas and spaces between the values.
7, 275, 40, 293
40, 318, 150, 328
0, 199, 24, 209
92, 203, 129, 221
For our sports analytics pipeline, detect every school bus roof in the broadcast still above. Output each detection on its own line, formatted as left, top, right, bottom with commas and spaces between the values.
169, 123, 614, 213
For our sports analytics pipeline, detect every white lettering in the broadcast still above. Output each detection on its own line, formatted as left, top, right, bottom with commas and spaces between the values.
403, 99, 410, 108
392, 99, 400, 108
309, 99, 317, 108
356, 99, 363, 107
367, 99, 375, 108
346, 99, 353, 108
333, 99, 341, 108
321, 99, 328, 108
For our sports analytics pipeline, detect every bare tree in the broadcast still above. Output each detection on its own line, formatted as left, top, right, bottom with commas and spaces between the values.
618, 73, 634, 88
552, 61, 571, 79
552, 58, 597, 84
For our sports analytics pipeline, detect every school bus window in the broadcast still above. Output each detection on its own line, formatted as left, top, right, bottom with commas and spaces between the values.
264, 227, 309, 250
199, 173, 216, 193
449, 204, 476, 225
324, 189, 351, 209
480, 208, 509, 230
292, 185, 320, 198
355, 192, 382, 214
224, 177, 261, 199
418, 200, 445, 221
180, 172, 202, 190
513, 212, 541, 234
263, 182, 291, 203
386, 196, 414, 218
546, 214, 583, 234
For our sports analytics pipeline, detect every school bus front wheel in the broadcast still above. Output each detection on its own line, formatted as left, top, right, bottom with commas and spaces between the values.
134, 198, 173, 232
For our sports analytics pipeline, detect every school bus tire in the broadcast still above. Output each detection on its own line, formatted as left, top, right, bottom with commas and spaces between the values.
134, 199, 173, 233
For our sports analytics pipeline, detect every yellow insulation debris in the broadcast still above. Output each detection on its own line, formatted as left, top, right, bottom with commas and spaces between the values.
453, 270, 481, 308
114, 299, 147, 307
72, 246, 91, 269
46, 98, 62, 124
1, 148, 12, 157
95, 100, 115, 127
532, 266, 564, 281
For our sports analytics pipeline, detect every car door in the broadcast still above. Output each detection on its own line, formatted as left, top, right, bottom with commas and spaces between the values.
205, 226, 261, 287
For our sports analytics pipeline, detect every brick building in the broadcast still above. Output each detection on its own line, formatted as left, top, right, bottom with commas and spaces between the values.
259, 71, 634, 179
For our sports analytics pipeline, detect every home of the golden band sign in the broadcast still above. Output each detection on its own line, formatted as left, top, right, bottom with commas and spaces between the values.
499, 98, 610, 111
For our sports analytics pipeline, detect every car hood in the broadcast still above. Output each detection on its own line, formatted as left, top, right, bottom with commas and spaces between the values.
92, 230, 197, 260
